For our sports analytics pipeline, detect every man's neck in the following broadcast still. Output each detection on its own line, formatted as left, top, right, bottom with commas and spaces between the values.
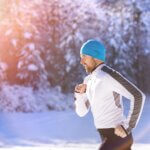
91, 62, 104, 73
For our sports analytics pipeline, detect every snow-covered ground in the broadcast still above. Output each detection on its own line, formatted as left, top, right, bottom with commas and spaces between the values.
1, 143, 150, 150
0, 98, 150, 150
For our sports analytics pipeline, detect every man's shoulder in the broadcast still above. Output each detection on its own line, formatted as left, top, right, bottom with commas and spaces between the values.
97, 65, 121, 82
95, 69, 107, 79
94, 66, 109, 80
101, 65, 115, 73
101, 65, 128, 84
101, 65, 121, 78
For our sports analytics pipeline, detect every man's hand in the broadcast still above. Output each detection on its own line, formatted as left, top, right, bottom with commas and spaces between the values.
114, 125, 128, 138
74, 84, 87, 94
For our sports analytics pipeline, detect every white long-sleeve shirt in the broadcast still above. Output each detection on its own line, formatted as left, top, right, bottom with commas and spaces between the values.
74, 64, 145, 134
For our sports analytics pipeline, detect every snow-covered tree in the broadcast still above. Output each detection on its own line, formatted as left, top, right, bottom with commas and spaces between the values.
26, 0, 106, 92
0, 61, 7, 83
96, 0, 150, 92
0, 0, 149, 113
0, 0, 49, 89
16, 42, 49, 90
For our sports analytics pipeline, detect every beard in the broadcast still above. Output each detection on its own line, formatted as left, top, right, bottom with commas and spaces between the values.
82, 57, 98, 73
84, 64, 96, 73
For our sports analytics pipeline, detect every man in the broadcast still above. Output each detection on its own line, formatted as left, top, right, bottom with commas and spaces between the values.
74, 39, 145, 150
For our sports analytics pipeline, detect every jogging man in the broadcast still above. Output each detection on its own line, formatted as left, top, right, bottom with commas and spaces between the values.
74, 39, 145, 150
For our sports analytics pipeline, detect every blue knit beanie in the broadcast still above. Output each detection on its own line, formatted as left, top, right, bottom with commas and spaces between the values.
80, 39, 106, 62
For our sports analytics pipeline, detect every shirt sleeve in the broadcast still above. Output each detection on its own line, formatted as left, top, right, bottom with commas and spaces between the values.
74, 75, 91, 117
74, 92, 90, 117
103, 66, 145, 134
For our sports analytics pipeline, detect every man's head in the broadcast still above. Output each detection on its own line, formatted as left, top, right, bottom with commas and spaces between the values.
80, 39, 106, 73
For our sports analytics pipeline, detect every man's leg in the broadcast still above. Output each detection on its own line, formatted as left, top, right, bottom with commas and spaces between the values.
98, 137, 113, 150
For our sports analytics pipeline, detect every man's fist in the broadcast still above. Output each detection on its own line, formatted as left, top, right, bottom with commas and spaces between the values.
114, 125, 128, 138
74, 84, 87, 94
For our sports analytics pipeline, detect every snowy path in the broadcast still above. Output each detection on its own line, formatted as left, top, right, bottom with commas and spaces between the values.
1, 143, 150, 150
0, 100, 150, 149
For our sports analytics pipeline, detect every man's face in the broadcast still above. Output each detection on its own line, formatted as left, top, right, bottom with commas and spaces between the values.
80, 54, 96, 73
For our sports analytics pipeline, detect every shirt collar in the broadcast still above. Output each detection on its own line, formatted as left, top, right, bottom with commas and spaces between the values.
91, 63, 105, 75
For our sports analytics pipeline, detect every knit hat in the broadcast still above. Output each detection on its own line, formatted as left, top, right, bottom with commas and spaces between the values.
80, 39, 106, 62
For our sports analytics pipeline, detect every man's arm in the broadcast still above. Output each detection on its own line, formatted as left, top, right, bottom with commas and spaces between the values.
74, 92, 90, 117
102, 66, 146, 134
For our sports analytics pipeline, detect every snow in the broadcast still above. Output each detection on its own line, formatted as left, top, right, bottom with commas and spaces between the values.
17, 61, 23, 69
24, 32, 32, 39
28, 64, 38, 71
0, 62, 8, 71
0, 97, 150, 149
0, 0, 149, 94
5, 29, 12, 36
0, 0, 150, 149
0, 85, 40, 112
0, 144, 150, 150
65, 52, 76, 66
0, 84, 72, 112
11, 39, 17, 47
28, 43, 35, 51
